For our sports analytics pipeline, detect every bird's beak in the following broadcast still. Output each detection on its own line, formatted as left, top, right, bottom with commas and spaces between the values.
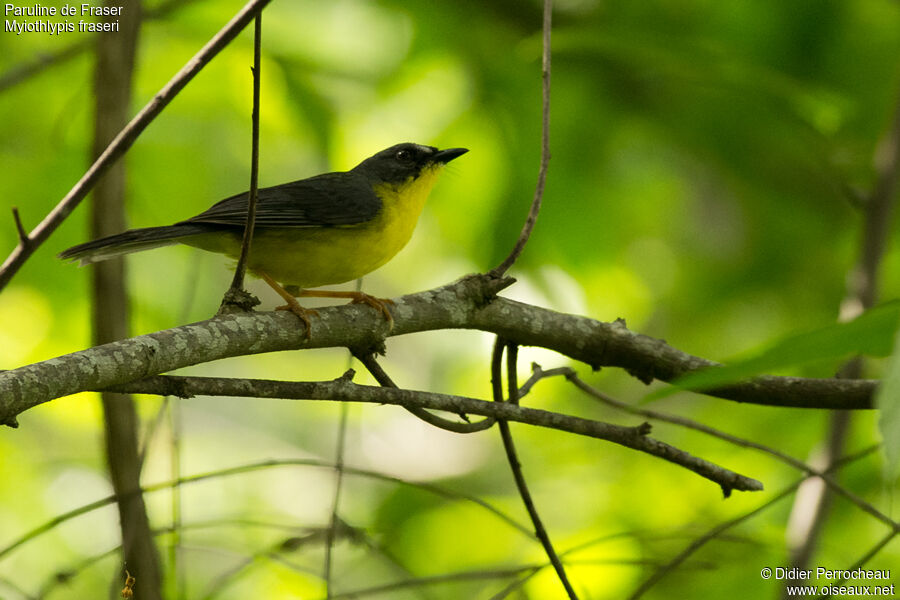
432, 147, 468, 164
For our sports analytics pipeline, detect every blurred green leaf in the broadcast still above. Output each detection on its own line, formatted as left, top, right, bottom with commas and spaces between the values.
671, 301, 900, 391
876, 325, 900, 482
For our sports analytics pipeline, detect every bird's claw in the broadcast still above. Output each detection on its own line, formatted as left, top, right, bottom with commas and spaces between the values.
276, 303, 319, 340
350, 294, 394, 330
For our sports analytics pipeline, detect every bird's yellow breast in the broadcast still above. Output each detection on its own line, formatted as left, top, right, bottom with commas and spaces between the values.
184, 165, 445, 289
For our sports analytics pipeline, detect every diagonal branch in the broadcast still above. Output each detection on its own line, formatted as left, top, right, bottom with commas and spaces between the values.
0, 457, 535, 562
628, 445, 880, 599
0, 0, 272, 292
815, 529, 898, 596
628, 484, 799, 600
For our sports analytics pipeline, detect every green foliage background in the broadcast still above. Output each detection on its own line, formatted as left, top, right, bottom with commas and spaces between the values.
1, 0, 898, 598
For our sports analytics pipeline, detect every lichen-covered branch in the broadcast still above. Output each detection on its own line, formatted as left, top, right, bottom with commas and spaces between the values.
0, 275, 877, 427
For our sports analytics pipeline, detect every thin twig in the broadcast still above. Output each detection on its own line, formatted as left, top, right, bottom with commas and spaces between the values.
323, 407, 349, 598
628, 484, 800, 600
11, 207, 27, 246
521, 365, 897, 595
135, 259, 203, 600
106, 372, 763, 492
333, 559, 696, 600
814, 530, 898, 600
170, 401, 186, 600
0, 457, 534, 562
628, 445, 879, 599
198, 527, 357, 600
492, 339, 579, 599
517, 365, 574, 399
489, 514, 736, 596
199, 523, 379, 600
226, 14, 263, 298
0, 0, 273, 292
490, 0, 552, 276
326, 565, 552, 600
490, 533, 718, 600
351, 347, 495, 433
526, 364, 897, 530
324, 301, 359, 598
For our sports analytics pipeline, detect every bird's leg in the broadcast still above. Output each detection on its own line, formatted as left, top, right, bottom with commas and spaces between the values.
259, 272, 317, 338
298, 289, 394, 330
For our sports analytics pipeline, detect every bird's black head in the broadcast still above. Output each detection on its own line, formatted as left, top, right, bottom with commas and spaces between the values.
353, 143, 468, 185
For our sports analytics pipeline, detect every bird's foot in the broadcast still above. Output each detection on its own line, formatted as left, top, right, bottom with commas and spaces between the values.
275, 296, 319, 340
349, 293, 395, 330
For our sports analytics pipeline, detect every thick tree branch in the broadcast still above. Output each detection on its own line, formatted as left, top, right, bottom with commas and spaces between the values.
103, 372, 763, 493
0, 275, 878, 428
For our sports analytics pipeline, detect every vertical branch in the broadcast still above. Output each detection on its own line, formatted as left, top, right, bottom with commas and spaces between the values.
324, 402, 349, 597
490, 0, 552, 277
90, 1, 163, 598
324, 280, 361, 596
491, 338, 579, 599
783, 82, 900, 591
851, 86, 900, 309
169, 402, 186, 600
221, 14, 263, 311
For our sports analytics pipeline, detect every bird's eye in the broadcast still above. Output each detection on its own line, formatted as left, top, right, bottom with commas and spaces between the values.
395, 149, 413, 162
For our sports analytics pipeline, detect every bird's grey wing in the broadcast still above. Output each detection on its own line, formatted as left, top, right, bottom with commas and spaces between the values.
181, 172, 382, 228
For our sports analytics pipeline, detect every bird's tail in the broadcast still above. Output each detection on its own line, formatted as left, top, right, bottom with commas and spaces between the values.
59, 224, 212, 265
